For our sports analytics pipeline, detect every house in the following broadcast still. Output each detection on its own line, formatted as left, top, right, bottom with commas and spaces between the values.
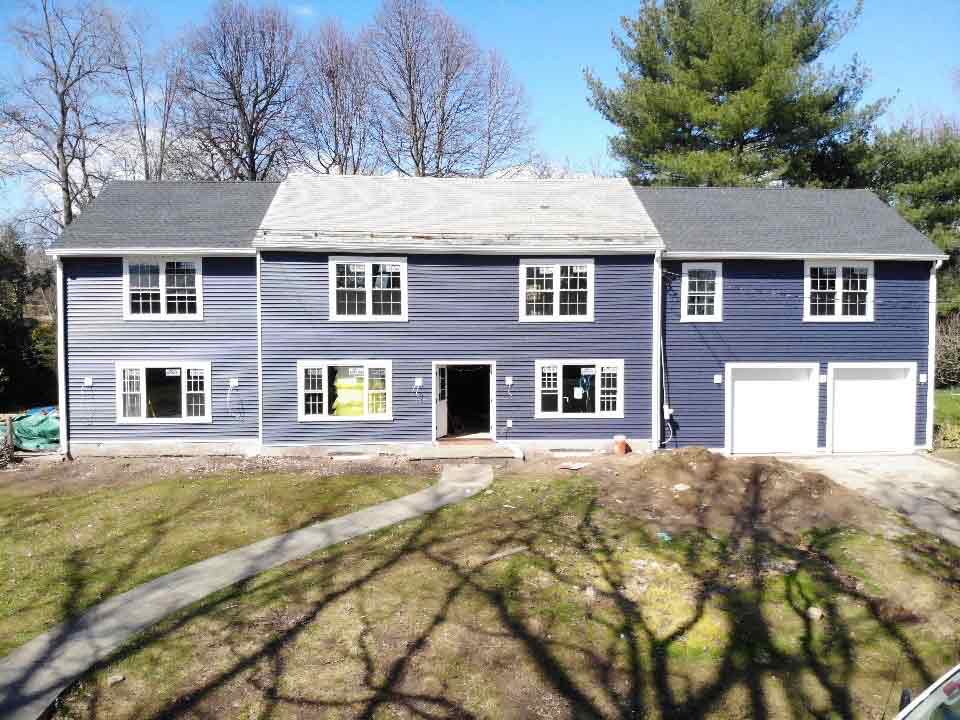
47, 177, 945, 457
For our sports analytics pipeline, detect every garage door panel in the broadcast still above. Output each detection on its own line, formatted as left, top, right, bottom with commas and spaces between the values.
728, 365, 818, 455
831, 365, 915, 453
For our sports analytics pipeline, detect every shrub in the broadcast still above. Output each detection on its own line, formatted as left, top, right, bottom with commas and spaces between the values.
937, 313, 960, 388
937, 423, 960, 449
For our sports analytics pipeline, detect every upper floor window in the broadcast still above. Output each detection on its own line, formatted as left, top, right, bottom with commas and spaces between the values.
535, 359, 624, 418
122, 257, 203, 320
680, 262, 722, 322
804, 260, 874, 322
115, 361, 211, 423
296, 359, 393, 421
519, 259, 595, 322
328, 257, 407, 321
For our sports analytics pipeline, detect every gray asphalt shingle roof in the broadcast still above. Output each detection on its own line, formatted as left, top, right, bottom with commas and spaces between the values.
636, 187, 943, 258
50, 181, 280, 251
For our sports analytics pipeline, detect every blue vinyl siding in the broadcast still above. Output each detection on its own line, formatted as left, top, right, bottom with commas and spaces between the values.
62, 257, 259, 440
260, 252, 652, 444
661, 259, 931, 449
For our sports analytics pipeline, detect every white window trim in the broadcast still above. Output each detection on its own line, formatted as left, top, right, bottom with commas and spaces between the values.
518, 258, 595, 322
803, 260, 874, 322
328, 256, 408, 322
534, 358, 624, 419
114, 360, 212, 424
680, 261, 723, 322
121, 257, 204, 320
296, 359, 393, 422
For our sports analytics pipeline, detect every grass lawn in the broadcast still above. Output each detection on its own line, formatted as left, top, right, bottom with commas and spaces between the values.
0, 456, 430, 656
38, 450, 960, 720
936, 386, 960, 426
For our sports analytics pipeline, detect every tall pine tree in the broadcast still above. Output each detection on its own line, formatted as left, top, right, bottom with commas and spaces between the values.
586, 0, 883, 186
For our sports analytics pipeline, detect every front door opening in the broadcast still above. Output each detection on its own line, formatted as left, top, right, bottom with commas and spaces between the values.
436, 364, 491, 440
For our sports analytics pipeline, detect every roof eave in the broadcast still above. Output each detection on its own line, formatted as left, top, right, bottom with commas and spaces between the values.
663, 250, 948, 261
47, 247, 257, 257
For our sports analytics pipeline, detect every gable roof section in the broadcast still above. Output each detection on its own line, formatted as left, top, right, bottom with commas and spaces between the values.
637, 187, 944, 259
49, 181, 281, 254
255, 176, 662, 254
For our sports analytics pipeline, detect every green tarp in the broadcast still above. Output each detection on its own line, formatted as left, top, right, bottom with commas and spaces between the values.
0, 410, 60, 451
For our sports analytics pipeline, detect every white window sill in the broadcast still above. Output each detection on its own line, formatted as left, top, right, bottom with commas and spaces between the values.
679, 316, 723, 323
534, 412, 624, 420
802, 315, 874, 323
297, 414, 394, 423
519, 315, 595, 323
116, 417, 212, 425
122, 313, 205, 321
328, 316, 408, 323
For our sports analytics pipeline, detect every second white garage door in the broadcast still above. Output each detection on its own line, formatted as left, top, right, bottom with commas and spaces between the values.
726, 363, 819, 454
828, 363, 917, 453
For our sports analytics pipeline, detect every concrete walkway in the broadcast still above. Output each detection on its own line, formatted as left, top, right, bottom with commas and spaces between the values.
0, 464, 493, 720
796, 454, 960, 545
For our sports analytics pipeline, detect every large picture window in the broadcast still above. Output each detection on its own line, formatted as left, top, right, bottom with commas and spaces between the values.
122, 257, 203, 319
115, 361, 211, 423
296, 360, 393, 421
535, 359, 624, 418
803, 261, 874, 321
519, 259, 595, 321
328, 257, 407, 321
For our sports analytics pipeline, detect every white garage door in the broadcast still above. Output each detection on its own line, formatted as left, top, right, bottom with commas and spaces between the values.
830, 364, 916, 453
727, 364, 819, 454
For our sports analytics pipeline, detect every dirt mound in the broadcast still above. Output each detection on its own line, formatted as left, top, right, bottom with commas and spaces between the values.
598, 447, 891, 540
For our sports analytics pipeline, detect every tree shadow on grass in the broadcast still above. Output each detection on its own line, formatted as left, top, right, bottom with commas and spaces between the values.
10, 457, 950, 719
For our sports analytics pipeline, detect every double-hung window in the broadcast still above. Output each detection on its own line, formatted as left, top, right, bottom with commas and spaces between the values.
680, 262, 722, 322
328, 257, 407, 321
296, 360, 392, 421
519, 259, 595, 321
803, 261, 874, 321
122, 258, 203, 319
115, 361, 212, 423
535, 359, 624, 418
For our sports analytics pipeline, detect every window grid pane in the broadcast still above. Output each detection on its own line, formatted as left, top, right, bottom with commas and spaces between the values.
129, 263, 161, 315
165, 261, 198, 315
185, 369, 205, 417
371, 264, 402, 316
841, 267, 868, 317
540, 365, 559, 413
559, 265, 589, 316
600, 366, 618, 412
368, 367, 387, 415
336, 263, 367, 316
525, 267, 554, 316
686, 269, 717, 317
303, 368, 324, 416
122, 368, 142, 417
809, 267, 837, 316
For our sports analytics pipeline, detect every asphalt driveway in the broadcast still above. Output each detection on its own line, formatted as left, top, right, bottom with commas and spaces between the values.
796, 454, 960, 545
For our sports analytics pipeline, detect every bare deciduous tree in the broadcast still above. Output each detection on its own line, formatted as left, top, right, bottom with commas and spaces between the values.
366, 0, 530, 177
178, 0, 303, 181
110, 14, 183, 181
298, 21, 376, 175
2, 0, 117, 227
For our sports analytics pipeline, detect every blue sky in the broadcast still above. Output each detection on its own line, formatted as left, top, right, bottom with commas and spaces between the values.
1, 0, 957, 215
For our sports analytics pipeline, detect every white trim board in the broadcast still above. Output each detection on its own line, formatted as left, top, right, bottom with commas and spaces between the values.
664, 251, 947, 261
56, 259, 69, 455
48, 248, 255, 257
430, 360, 497, 443
927, 260, 942, 449
651, 249, 662, 449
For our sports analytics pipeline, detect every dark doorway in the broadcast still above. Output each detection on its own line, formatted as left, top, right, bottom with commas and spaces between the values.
442, 364, 491, 439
